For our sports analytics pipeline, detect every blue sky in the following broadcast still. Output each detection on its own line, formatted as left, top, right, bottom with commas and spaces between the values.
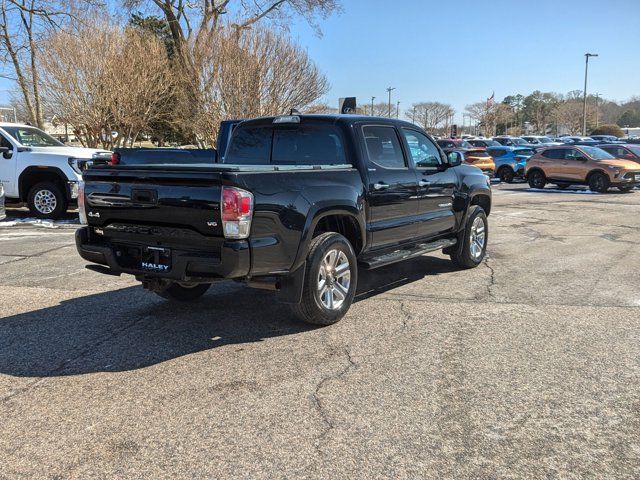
288, 0, 640, 121
1, 0, 639, 123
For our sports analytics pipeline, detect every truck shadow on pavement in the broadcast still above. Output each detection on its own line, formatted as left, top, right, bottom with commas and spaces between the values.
0, 256, 454, 378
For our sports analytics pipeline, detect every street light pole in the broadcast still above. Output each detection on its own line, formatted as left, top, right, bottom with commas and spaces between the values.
371, 96, 375, 116
386, 87, 395, 118
396, 101, 400, 119
594, 93, 600, 128
582, 53, 598, 135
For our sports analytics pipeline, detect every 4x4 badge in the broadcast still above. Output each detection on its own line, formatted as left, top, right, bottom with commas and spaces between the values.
88, 211, 100, 218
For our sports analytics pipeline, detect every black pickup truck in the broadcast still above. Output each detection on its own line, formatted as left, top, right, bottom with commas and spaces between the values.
76, 115, 491, 325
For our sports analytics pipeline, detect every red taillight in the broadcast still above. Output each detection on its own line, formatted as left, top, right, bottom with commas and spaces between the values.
221, 186, 253, 238
109, 152, 120, 166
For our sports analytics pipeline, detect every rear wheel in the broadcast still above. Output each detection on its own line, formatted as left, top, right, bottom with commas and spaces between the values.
588, 172, 610, 193
290, 232, 357, 326
27, 181, 67, 219
157, 282, 211, 301
497, 166, 514, 183
527, 170, 546, 189
450, 206, 488, 269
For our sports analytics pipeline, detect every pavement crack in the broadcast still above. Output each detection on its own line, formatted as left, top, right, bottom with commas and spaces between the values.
399, 301, 412, 331
483, 256, 496, 299
311, 346, 357, 453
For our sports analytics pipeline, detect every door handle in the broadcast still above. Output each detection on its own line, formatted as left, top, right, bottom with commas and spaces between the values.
373, 182, 389, 190
418, 180, 432, 187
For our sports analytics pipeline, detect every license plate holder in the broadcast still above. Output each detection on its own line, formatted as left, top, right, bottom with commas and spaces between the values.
140, 246, 172, 273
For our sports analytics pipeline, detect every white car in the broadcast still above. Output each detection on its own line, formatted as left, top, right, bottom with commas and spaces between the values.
0, 123, 109, 218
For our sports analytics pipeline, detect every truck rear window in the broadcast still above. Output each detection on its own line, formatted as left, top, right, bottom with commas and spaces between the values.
225, 124, 347, 166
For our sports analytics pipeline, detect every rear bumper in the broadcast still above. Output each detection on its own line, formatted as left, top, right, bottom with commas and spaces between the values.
75, 227, 250, 281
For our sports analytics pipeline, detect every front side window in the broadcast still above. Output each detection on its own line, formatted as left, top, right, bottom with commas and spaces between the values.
363, 126, 406, 169
402, 129, 441, 168
1, 126, 63, 147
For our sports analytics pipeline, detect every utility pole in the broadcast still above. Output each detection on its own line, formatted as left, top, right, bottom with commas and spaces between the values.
582, 53, 598, 135
396, 101, 400, 119
386, 87, 395, 118
412, 106, 416, 123
594, 93, 601, 128
371, 96, 375, 116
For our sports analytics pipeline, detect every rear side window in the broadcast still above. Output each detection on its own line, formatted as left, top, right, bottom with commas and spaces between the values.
487, 148, 507, 158
467, 150, 490, 158
541, 148, 565, 160
363, 126, 406, 169
225, 124, 347, 165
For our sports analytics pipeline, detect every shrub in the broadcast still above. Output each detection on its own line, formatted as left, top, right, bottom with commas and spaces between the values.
590, 124, 625, 138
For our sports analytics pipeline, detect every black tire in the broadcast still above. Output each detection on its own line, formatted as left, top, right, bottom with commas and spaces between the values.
497, 166, 515, 183
27, 181, 67, 219
157, 282, 211, 301
290, 232, 358, 326
618, 185, 634, 192
450, 206, 488, 269
527, 170, 546, 189
588, 172, 610, 193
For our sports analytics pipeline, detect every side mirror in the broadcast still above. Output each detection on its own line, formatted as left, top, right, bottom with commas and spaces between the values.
0, 146, 11, 159
575, 156, 588, 162
447, 151, 463, 167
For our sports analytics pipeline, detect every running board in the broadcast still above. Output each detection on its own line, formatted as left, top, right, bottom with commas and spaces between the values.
359, 238, 457, 270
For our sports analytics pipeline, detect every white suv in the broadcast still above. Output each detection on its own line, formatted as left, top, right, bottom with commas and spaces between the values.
0, 123, 109, 219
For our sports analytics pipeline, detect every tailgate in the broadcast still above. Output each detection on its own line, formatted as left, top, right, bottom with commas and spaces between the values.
82, 167, 226, 249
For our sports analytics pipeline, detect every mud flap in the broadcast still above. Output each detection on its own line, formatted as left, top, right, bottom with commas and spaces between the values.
276, 262, 306, 304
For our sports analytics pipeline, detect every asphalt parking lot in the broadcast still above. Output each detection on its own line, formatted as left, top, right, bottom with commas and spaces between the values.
1, 183, 639, 479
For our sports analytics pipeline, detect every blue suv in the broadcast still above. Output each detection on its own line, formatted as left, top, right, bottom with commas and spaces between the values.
487, 146, 535, 183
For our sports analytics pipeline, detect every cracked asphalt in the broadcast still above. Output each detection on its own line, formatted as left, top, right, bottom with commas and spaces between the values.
1, 183, 639, 479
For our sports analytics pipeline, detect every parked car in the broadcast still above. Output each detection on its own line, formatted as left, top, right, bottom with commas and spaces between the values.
0, 182, 5, 221
468, 139, 501, 148
561, 136, 600, 146
76, 114, 492, 326
525, 145, 640, 192
492, 136, 536, 148
436, 138, 474, 150
590, 135, 624, 144
451, 148, 495, 176
522, 135, 564, 146
0, 123, 110, 219
486, 146, 534, 183
597, 144, 640, 164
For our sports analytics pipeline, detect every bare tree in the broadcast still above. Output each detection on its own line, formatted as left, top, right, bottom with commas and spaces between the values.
405, 101, 454, 133
39, 20, 176, 148
0, 0, 100, 128
188, 25, 329, 146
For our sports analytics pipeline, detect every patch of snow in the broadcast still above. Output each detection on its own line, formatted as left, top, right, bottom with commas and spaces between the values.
0, 217, 80, 229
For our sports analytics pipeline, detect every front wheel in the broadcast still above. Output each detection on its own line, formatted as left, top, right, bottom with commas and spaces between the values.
157, 282, 211, 301
450, 206, 488, 269
290, 232, 357, 326
588, 172, 610, 193
27, 181, 67, 219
